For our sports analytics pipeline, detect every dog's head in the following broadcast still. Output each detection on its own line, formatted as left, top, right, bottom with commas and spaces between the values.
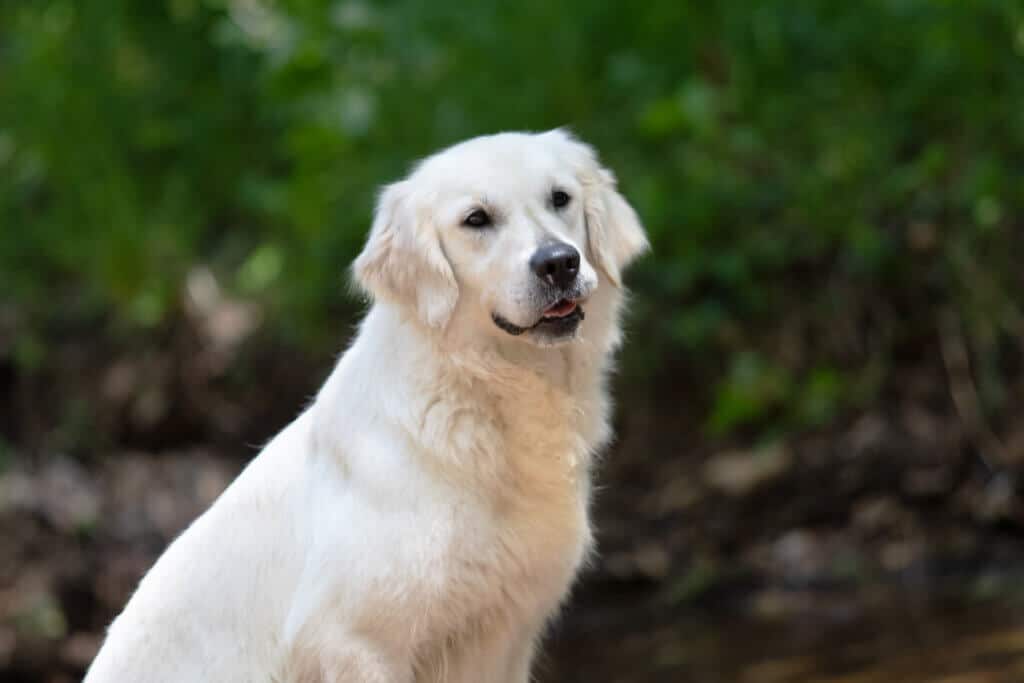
353, 129, 648, 346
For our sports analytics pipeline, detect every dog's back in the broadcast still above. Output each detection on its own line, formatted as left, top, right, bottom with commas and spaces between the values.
85, 414, 313, 682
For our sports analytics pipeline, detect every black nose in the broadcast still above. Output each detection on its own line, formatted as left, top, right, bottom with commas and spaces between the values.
530, 242, 580, 290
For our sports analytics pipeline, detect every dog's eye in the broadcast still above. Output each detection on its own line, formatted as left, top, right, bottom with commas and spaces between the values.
551, 190, 571, 209
463, 209, 492, 228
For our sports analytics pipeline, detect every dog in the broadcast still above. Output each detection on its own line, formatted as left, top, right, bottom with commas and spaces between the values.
84, 129, 648, 682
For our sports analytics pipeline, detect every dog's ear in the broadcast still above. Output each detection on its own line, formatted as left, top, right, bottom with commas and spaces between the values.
582, 165, 650, 287
353, 180, 458, 328
547, 129, 649, 287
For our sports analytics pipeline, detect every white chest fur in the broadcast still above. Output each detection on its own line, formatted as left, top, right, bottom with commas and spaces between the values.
279, 307, 604, 680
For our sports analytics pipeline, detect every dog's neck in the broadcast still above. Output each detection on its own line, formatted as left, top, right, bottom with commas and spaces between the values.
313, 291, 624, 483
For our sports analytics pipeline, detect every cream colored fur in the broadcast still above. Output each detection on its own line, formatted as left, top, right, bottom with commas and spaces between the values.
84, 129, 648, 682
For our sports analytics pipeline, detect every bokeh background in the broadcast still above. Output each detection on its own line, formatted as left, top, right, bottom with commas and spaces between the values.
2, 1, 1024, 681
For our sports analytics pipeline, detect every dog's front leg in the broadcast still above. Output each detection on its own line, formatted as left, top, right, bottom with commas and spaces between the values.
285, 627, 413, 683
503, 628, 540, 683
454, 623, 539, 683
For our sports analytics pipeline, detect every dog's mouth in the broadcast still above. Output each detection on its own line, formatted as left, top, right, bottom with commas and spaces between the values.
541, 299, 579, 320
492, 298, 586, 337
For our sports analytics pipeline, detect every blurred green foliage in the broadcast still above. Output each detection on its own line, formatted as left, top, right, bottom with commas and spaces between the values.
2, 0, 1023, 437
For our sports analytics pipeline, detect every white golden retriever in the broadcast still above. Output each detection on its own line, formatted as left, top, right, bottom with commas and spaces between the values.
85, 129, 648, 682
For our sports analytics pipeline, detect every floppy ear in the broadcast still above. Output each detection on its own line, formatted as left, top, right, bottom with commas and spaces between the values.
352, 181, 458, 328
582, 164, 650, 287
546, 129, 649, 287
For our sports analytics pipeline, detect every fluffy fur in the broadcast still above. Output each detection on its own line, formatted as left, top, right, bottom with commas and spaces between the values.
84, 129, 648, 682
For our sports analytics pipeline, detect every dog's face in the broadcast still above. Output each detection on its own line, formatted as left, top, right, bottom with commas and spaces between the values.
354, 130, 648, 346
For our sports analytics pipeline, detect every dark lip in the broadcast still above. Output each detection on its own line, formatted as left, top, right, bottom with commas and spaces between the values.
492, 303, 585, 337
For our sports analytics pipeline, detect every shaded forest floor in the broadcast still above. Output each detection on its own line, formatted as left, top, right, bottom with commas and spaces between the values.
1, 319, 1023, 681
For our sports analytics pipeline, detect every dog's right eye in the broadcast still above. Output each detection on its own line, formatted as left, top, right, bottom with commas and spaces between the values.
463, 209, 492, 228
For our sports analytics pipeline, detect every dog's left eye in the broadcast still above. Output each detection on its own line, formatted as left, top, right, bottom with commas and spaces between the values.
551, 190, 571, 209
463, 209, 492, 228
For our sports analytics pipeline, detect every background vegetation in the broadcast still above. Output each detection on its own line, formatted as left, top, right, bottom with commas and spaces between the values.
2, 1, 1024, 681
4, 0, 1023, 438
